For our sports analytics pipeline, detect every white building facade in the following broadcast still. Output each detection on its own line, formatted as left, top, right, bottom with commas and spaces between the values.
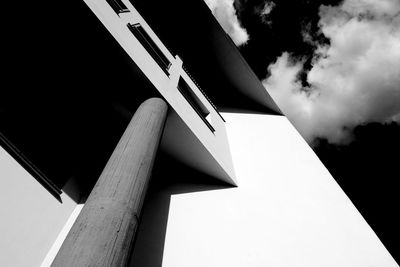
0, 0, 397, 266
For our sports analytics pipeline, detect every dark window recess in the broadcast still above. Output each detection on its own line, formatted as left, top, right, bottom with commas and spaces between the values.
177, 78, 215, 132
106, 0, 130, 14
127, 23, 171, 76
182, 65, 226, 123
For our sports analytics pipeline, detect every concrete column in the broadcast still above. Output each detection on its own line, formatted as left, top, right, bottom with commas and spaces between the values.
52, 98, 168, 267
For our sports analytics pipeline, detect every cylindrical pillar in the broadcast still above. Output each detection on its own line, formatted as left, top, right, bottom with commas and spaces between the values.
52, 98, 168, 267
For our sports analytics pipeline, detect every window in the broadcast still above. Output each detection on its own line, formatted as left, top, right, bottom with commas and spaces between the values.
106, 0, 129, 14
177, 77, 215, 132
127, 23, 171, 76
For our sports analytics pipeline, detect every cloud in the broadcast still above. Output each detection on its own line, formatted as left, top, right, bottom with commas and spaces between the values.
204, 0, 249, 46
263, 0, 400, 144
255, 1, 275, 25
341, 0, 400, 17
260, 1, 275, 16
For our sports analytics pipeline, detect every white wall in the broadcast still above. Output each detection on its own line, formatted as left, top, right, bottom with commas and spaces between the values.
0, 147, 78, 267
132, 113, 398, 266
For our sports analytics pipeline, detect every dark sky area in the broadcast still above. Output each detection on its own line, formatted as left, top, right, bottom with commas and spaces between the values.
236, 0, 339, 78
229, 0, 400, 261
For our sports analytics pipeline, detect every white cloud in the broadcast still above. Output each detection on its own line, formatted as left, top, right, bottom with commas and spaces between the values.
204, 0, 249, 46
260, 1, 275, 16
257, 1, 275, 25
341, 0, 400, 17
263, 0, 400, 144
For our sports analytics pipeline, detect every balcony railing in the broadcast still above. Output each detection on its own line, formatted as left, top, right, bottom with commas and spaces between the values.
182, 65, 226, 122
177, 78, 215, 133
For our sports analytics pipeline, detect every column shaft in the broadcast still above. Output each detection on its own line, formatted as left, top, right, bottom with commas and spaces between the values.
52, 98, 168, 267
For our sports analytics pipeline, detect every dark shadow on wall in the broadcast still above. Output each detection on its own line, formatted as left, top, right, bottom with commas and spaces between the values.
129, 151, 234, 267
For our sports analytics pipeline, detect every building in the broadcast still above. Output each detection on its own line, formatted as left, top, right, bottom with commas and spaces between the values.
0, 0, 397, 266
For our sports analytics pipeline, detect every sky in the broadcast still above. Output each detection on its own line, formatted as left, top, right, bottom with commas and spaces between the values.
204, 0, 400, 261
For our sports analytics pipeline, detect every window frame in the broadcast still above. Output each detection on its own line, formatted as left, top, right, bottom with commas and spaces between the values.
177, 77, 215, 133
106, 0, 130, 14
127, 23, 171, 76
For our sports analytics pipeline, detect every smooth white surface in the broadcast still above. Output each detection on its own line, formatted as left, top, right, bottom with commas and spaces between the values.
0, 147, 78, 267
159, 113, 397, 267
40, 204, 83, 267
